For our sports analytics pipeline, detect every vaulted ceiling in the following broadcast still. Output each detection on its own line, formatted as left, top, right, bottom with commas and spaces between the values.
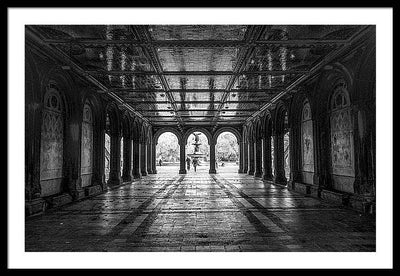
27, 25, 367, 130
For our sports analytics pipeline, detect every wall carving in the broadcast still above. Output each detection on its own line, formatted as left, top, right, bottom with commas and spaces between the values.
271, 137, 275, 176
81, 103, 93, 187
330, 86, 355, 177
301, 102, 314, 172
40, 87, 64, 196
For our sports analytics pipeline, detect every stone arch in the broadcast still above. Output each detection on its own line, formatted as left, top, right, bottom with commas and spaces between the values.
254, 117, 263, 140
39, 81, 67, 197
274, 102, 287, 135
132, 117, 142, 142
328, 78, 355, 181
146, 126, 152, 145
183, 127, 212, 145
315, 63, 354, 117
328, 78, 351, 112
80, 100, 95, 187
247, 123, 255, 143
81, 93, 103, 130
39, 66, 78, 121
154, 127, 183, 145
242, 125, 249, 144
121, 111, 132, 139
213, 127, 242, 144
301, 98, 315, 174
263, 111, 273, 137
140, 123, 148, 143
105, 102, 121, 136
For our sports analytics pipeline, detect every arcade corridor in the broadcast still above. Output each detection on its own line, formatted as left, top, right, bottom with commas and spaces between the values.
25, 169, 375, 252
23, 23, 378, 254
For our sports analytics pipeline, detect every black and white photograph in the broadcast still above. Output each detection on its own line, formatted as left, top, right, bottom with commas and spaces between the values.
7, 7, 393, 269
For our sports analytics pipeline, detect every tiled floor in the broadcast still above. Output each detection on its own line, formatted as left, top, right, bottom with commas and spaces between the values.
25, 167, 375, 252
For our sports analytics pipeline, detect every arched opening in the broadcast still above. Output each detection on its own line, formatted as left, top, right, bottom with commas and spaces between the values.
271, 136, 275, 177
216, 131, 239, 173
329, 81, 355, 192
81, 101, 94, 188
156, 132, 180, 173
120, 137, 124, 177
262, 115, 273, 180
39, 84, 65, 196
104, 113, 111, 183
186, 132, 209, 173
301, 100, 315, 184
283, 111, 290, 181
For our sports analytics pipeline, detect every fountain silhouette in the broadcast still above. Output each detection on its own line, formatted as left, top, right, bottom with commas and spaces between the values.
187, 132, 206, 160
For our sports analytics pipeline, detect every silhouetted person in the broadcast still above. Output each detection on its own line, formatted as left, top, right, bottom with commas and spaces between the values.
159, 159, 162, 166
192, 158, 198, 172
186, 157, 191, 171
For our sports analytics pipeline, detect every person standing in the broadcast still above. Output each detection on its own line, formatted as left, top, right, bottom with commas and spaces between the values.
186, 157, 191, 171
192, 158, 198, 172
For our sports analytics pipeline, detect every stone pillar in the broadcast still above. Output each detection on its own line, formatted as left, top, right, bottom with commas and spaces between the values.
152, 142, 157, 174
238, 141, 244, 173
243, 141, 248, 174
273, 133, 287, 184
179, 140, 187, 174
140, 142, 148, 176
254, 139, 263, 178
122, 138, 133, 182
107, 134, 122, 186
132, 140, 141, 179
262, 136, 273, 181
147, 142, 153, 174
288, 125, 301, 189
209, 141, 216, 174
247, 140, 255, 175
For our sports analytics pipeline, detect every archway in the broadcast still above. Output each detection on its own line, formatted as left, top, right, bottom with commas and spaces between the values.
215, 131, 239, 173
104, 113, 111, 183
185, 131, 210, 173
39, 84, 65, 197
156, 132, 180, 174
283, 111, 291, 181
81, 101, 94, 188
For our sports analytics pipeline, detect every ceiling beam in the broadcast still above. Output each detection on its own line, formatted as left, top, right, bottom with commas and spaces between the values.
141, 109, 257, 112
89, 69, 307, 76
106, 88, 282, 93
212, 25, 266, 130
145, 115, 251, 118
44, 38, 348, 47
26, 26, 149, 124
130, 25, 184, 130
127, 100, 266, 104
246, 25, 374, 122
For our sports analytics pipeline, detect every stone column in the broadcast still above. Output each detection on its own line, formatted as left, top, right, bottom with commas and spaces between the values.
254, 139, 263, 178
132, 139, 141, 179
179, 141, 187, 174
238, 140, 244, 173
273, 133, 287, 184
140, 142, 148, 176
262, 136, 273, 181
108, 134, 122, 186
152, 142, 157, 174
288, 125, 302, 189
147, 142, 153, 174
209, 141, 216, 174
247, 140, 255, 175
243, 141, 248, 174
122, 138, 133, 182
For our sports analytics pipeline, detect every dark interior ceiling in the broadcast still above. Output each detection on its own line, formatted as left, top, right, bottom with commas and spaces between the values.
27, 25, 366, 130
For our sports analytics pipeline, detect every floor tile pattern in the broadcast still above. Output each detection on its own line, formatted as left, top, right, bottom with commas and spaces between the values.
26, 168, 375, 252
